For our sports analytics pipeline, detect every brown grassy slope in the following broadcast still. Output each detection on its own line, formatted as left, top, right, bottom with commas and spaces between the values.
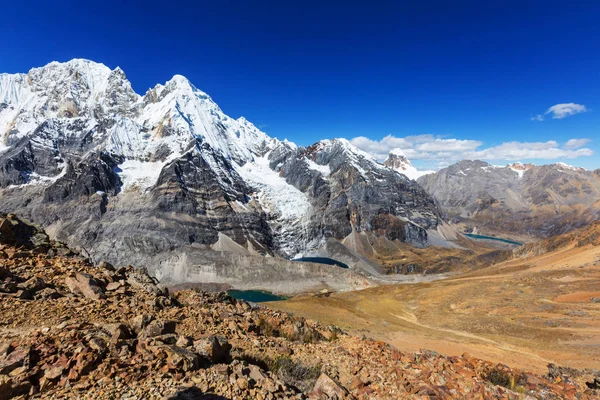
269, 221, 600, 374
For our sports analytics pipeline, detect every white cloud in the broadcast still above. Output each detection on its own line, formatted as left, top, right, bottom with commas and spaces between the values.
464, 141, 593, 160
563, 138, 591, 149
350, 134, 482, 161
530, 114, 544, 122
349, 134, 594, 170
544, 103, 588, 119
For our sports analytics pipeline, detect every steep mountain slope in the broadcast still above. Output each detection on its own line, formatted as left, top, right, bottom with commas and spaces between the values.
417, 160, 600, 239
0, 59, 442, 285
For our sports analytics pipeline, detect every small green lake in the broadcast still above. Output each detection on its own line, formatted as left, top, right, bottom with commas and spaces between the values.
227, 290, 287, 303
464, 233, 522, 246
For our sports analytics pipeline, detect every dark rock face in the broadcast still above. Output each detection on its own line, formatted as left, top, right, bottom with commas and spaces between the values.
269, 139, 440, 249
418, 160, 600, 238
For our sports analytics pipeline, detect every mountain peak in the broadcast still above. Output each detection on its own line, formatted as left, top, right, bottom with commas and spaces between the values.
389, 147, 407, 157
384, 149, 433, 180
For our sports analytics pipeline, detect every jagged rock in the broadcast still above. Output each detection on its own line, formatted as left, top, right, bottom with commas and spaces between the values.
0, 346, 31, 374
14, 289, 32, 300
194, 335, 231, 364
35, 287, 62, 300
0, 342, 12, 357
139, 320, 177, 339
126, 268, 165, 296
105, 281, 122, 291
44, 364, 65, 380
176, 336, 193, 348
161, 345, 199, 371
97, 260, 115, 272
311, 373, 352, 399
17, 276, 45, 292
131, 314, 154, 334
65, 272, 105, 300
107, 323, 133, 349
0, 214, 596, 399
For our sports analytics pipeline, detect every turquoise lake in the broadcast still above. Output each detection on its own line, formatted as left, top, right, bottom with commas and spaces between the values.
227, 290, 287, 302
464, 233, 522, 246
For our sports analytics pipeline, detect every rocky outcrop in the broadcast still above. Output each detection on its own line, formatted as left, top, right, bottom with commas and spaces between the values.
0, 215, 597, 399
418, 160, 600, 239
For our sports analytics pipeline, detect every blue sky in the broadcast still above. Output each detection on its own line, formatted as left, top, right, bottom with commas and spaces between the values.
1, 0, 599, 170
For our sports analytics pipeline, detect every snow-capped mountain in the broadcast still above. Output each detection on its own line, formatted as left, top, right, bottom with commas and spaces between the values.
0, 59, 443, 282
417, 160, 600, 239
383, 148, 434, 180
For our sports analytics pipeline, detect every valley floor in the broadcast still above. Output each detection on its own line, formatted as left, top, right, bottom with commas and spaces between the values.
269, 238, 600, 374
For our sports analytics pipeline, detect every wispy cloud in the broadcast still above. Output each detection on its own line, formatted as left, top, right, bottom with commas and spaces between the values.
349, 134, 594, 169
530, 114, 544, 122
532, 103, 588, 121
563, 138, 591, 149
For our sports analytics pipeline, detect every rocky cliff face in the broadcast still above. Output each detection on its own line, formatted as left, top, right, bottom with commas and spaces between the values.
0, 59, 442, 282
417, 160, 600, 238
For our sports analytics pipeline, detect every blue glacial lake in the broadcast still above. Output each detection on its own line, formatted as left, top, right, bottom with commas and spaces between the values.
227, 290, 287, 302
465, 233, 522, 246
292, 257, 350, 269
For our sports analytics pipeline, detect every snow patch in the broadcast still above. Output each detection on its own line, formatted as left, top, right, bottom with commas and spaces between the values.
116, 159, 167, 191
236, 153, 312, 223
510, 167, 525, 178
554, 162, 585, 172
7, 161, 68, 188
306, 159, 331, 176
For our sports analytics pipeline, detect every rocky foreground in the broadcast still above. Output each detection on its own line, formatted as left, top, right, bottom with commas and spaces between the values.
0, 214, 598, 399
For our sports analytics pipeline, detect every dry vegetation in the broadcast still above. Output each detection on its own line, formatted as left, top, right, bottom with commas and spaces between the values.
270, 222, 600, 376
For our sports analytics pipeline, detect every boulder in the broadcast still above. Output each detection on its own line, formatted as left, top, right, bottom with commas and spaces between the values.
97, 260, 115, 272
194, 335, 230, 364
139, 320, 177, 339
126, 268, 164, 296
105, 281, 122, 291
311, 373, 351, 399
17, 276, 45, 292
131, 314, 154, 334
0, 346, 31, 375
65, 273, 105, 300
163, 345, 199, 371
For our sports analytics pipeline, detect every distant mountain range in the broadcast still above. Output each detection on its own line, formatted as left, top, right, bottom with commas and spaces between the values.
418, 160, 600, 239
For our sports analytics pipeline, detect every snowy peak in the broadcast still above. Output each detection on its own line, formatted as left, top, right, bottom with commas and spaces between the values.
383, 149, 433, 180
507, 162, 534, 178
0, 58, 140, 148
137, 74, 273, 165
506, 162, 534, 171
553, 162, 587, 172
0, 58, 277, 167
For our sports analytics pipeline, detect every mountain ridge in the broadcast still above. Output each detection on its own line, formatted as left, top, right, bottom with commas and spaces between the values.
417, 159, 600, 239
0, 59, 444, 289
